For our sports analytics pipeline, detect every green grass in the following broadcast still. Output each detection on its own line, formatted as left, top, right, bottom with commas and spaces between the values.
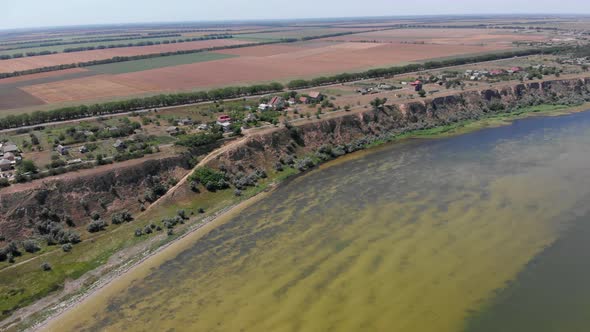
85, 52, 238, 74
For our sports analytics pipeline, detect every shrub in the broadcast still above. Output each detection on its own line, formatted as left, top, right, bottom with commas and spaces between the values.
134, 229, 143, 237
41, 262, 52, 271
62, 243, 73, 252
23, 239, 41, 253
144, 226, 153, 234
167, 229, 174, 236
91, 212, 101, 221
111, 211, 133, 225
189, 167, 229, 192
87, 219, 107, 233
177, 210, 188, 220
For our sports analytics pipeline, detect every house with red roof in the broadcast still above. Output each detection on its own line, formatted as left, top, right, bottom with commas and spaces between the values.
306, 91, 324, 103
268, 96, 285, 110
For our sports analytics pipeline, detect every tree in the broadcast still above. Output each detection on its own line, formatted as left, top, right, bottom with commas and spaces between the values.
418, 89, 427, 98
18, 160, 37, 174
87, 220, 107, 233
23, 240, 41, 253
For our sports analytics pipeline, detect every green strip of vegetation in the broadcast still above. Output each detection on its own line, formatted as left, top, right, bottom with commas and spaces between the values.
87, 52, 238, 74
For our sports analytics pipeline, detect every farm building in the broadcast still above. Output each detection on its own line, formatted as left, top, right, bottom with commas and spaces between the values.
0, 159, 12, 171
268, 96, 285, 110
56, 145, 68, 155
166, 126, 180, 135
177, 118, 193, 126
307, 91, 324, 102
2, 152, 15, 161
217, 115, 231, 124
410, 80, 423, 91
1, 142, 18, 154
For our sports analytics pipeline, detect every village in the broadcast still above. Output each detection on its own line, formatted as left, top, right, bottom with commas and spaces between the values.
1, 50, 589, 187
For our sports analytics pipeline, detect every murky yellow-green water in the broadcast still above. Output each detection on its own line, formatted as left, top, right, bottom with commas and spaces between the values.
44, 111, 590, 332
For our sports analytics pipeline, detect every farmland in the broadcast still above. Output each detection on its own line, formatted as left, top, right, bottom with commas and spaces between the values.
1, 27, 560, 112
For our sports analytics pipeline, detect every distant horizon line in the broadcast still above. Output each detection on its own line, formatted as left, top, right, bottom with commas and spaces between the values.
2, 12, 590, 32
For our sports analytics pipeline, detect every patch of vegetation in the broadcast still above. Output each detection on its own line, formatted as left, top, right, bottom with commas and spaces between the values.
189, 167, 229, 191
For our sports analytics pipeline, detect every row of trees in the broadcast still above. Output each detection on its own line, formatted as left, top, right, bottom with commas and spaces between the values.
0, 39, 280, 79
62, 35, 234, 53
286, 46, 573, 89
0, 82, 284, 129
0, 34, 181, 54
0, 35, 234, 61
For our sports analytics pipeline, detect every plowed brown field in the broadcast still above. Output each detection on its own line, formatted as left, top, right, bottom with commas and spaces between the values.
0, 39, 250, 73
22, 41, 510, 103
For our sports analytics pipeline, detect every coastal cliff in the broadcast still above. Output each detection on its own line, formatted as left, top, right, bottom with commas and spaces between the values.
1, 77, 589, 241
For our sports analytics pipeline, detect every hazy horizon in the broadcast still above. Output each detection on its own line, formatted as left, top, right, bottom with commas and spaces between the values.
4, 0, 590, 30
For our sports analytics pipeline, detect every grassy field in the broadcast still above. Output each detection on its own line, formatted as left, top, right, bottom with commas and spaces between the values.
83, 52, 238, 74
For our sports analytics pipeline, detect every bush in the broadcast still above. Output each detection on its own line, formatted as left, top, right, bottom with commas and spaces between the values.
41, 262, 52, 271
134, 229, 143, 237
144, 226, 153, 234
167, 229, 174, 236
189, 167, 229, 192
62, 243, 73, 252
177, 210, 188, 220
23, 239, 41, 253
87, 219, 107, 233
111, 211, 133, 225
91, 212, 101, 221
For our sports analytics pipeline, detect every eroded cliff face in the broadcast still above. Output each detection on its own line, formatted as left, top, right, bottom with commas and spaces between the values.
1, 78, 589, 241
207, 78, 590, 179
0, 155, 191, 240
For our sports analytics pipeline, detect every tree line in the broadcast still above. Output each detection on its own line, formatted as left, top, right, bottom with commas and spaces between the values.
0, 35, 234, 60
0, 39, 279, 79
286, 46, 575, 89
0, 82, 284, 129
0, 34, 180, 54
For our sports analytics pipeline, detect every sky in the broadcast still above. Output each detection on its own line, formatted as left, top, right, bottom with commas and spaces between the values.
3, 0, 590, 30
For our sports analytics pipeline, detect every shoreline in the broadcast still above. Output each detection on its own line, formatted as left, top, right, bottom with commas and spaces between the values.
31, 184, 277, 332
12, 102, 590, 331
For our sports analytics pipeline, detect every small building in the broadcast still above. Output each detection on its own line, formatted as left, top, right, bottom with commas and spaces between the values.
288, 98, 297, 106
258, 103, 270, 111
307, 91, 323, 102
113, 139, 126, 150
67, 158, 82, 165
2, 152, 15, 161
1, 142, 18, 154
217, 115, 231, 124
268, 96, 285, 110
197, 124, 209, 131
56, 144, 68, 155
378, 84, 394, 90
490, 70, 504, 76
507, 66, 523, 74
219, 122, 232, 132
0, 159, 12, 171
177, 118, 193, 126
166, 126, 180, 135
79, 146, 89, 154
299, 96, 309, 104
244, 113, 257, 122
410, 80, 423, 91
